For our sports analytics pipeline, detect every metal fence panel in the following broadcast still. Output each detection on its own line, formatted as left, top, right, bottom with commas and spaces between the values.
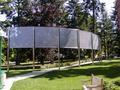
8, 27, 101, 50
60, 28, 78, 49
9, 27, 34, 48
35, 27, 59, 48
79, 30, 92, 49
92, 33, 101, 50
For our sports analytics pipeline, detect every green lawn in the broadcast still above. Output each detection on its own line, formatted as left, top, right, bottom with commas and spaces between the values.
6, 69, 33, 77
11, 60, 120, 90
5, 59, 78, 77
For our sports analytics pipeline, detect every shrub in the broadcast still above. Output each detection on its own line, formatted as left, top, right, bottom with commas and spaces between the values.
64, 62, 71, 66
103, 81, 120, 90
114, 80, 120, 86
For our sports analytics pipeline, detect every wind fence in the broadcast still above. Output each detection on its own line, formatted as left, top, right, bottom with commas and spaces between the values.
8, 27, 101, 50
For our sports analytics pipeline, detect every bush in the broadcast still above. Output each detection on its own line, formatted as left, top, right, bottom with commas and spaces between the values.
114, 80, 120, 86
103, 81, 120, 90
54, 63, 59, 67
64, 62, 71, 66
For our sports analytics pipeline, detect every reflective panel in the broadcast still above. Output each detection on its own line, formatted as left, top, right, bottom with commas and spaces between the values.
9, 27, 34, 48
8, 27, 101, 50
35, 27, 59, 48
79, 30, 92, 49
92, 33, 101, 50
60, 28, 78, 49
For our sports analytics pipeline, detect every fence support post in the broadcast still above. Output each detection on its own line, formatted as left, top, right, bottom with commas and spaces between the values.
77, 30, 80, 66
7, 29, 10, 72
33, 27, 35, 70
58, 28, 60, 70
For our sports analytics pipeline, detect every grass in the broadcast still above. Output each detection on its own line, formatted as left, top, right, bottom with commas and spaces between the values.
5, 59, 80, 77
11, 59, 120, 90
6, 69, 33, 77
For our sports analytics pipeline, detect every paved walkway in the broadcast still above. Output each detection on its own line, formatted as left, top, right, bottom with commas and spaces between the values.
2, 61, 99, 90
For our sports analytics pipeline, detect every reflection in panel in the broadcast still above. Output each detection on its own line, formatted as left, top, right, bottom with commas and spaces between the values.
92, 33, 101, 50
8, 27, 101, 50
9, 27, 34, 48
79, 30, 92, 49
35, 27, 59, 48
60, 28, 78, 49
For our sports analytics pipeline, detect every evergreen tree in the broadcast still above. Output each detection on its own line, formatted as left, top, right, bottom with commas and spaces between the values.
11, 0, 65, 65
111, 6, 120, 57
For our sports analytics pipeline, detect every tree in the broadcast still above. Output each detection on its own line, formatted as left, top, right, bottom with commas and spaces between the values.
10, 0, 65, 65
0, 0, 14, 66
97, 3, 119, 59
0, 0, 106, 65
62, 0, 101, 30
110, 6, 120, 57
11, 0, 64, 26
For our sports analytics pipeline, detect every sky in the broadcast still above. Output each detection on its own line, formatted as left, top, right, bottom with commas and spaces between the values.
0, 14, 6, 21
100, 0, 115, 15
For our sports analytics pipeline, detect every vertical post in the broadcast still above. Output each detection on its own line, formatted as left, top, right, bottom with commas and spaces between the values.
91, 0, 95, 63
99, 38, 102, 62
15, 0, 20, 65
58, 28, 60, 70
7, 29, 10, 72
104, 31, 107, 59
91, 33, 94, 64
33, 27, 35, 70
77, 30, 80, 66
92, 0, 95, 33
0, 36, 2, 89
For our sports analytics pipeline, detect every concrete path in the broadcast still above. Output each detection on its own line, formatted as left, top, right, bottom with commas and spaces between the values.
2, 61, 99, 90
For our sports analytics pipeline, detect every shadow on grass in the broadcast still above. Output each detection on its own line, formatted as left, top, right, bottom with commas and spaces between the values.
6, 70, 32, 77
93, 60, 120, 66
32, 64, 120, 80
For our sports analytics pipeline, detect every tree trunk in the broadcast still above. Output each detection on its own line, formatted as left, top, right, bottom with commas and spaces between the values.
15, 49, 20, 65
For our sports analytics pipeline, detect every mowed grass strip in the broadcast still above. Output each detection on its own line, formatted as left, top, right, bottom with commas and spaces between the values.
11, 60, 120, 90
6, 69, 33, 77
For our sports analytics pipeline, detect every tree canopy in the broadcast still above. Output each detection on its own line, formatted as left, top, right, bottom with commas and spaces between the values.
0, 0, 119, 65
